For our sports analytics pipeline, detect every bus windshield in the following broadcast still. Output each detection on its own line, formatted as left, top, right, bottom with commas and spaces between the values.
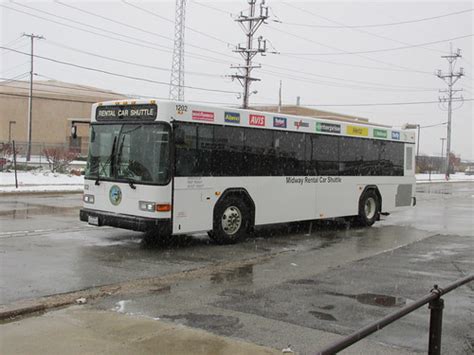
85, 123, 170, 185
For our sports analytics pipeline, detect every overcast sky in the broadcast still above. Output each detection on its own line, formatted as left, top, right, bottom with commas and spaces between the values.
1, 0, 473, 160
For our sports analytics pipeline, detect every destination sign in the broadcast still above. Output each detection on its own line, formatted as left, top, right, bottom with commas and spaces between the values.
96, 104, 157, 121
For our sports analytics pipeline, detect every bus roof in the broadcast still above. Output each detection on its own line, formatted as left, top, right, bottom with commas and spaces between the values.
92, 99, 415, 144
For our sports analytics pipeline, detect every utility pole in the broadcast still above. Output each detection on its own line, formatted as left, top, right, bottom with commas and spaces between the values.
440, 137, 446, 163
436, 44, 464, 178
231, 0, 271, 109
169, 0, 186, 101
23, 33, 44, 161
278, 80, 282, 112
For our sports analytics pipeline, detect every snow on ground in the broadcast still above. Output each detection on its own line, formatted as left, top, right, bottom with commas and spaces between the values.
0, 171, 84, 193
0, 170, 472, 194
416, 172, 474, 183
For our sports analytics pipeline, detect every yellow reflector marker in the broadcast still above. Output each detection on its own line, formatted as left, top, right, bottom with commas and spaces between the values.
156, 204, 171, 212
215, 191, 221, 196
115, 101, 120, 105
97, 102, 103, 106
131, 101, 136, 105
150, 100, 156, 104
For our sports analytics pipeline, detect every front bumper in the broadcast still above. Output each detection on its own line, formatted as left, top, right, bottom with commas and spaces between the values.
80, 208, 171, 233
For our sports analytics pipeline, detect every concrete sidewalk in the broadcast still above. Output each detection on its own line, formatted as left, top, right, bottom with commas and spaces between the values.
0, 306, 280, 355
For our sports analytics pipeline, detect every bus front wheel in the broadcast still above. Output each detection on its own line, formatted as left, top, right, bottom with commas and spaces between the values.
209, 197, 250, 244
356, 190, 380, 227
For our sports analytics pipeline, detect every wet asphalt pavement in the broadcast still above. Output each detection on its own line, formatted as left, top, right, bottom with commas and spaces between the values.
0, 183, 473, 354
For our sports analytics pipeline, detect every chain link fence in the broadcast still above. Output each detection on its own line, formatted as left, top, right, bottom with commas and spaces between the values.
0, 141, 88, 172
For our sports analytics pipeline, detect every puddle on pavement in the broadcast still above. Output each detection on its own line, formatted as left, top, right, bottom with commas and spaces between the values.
162, 313, 243, 336
210, 265, 254, 285
0, 204, 78, 219
309, 310, 337, 321
327, 291, 406, 307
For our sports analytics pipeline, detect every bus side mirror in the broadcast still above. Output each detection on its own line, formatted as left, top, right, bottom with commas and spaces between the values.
71, 125, 77, 139
175, 128, 185, 145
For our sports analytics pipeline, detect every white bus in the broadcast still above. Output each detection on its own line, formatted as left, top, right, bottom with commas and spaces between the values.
80, 100, 416, 243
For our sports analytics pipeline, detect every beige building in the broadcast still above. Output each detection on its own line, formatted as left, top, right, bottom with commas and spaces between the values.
0, 80, 126, 154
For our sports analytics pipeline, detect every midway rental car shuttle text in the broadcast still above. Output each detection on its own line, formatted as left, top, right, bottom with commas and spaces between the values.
80, 100, 416, 243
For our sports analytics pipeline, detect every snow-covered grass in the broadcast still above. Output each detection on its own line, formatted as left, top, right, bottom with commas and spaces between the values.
1, 170, 472, 194
416, 172, 474, 183
0, 170, 84, 193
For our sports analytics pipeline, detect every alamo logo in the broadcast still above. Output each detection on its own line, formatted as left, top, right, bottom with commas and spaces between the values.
225, 112, 240, 124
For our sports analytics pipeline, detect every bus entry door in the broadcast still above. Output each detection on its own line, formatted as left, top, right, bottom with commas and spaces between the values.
173, 177, 214, 234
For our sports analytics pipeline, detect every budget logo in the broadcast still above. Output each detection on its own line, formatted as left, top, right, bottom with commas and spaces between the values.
224, 112, 240, 124
273, 116, 287, 128
192, 110, 214, 122
294, 120, 309, 129
391, 131, 400, 140
249, 114, 265, 126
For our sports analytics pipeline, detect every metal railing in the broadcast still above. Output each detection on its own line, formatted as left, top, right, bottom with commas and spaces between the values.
317, 274, 473, 355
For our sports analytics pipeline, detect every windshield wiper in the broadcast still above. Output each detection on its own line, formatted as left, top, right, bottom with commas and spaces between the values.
96, 136, 118, 185
127, 178, 137, 190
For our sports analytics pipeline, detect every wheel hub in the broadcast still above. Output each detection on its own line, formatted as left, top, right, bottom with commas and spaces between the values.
221, 206, 242, 236
364, 197, 376, 219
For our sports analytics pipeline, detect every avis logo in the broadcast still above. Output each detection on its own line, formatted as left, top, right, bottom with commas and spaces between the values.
249, 114, 265, 126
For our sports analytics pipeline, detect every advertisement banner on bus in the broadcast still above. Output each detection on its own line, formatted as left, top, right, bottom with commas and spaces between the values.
249, 114, 265, 126
224, 112, 240, 124
192, 110, 214, 122
294, 120, 310, 129
316, 122, 341, 134
273, 117, 287, 128
347, 125, 369, 137
392, 131, 401, 140
373, 129, 388, 138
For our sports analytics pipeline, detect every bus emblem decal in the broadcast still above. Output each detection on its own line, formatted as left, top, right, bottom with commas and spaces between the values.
224, 112, 240, 124
249, 114, 265, 126
109, 185, 122, 206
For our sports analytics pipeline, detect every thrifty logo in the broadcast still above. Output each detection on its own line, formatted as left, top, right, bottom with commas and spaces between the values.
373, 129, 387, 138
249, 114, 265, 126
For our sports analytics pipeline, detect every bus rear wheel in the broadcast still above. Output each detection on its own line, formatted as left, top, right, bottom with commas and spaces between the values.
356, 190, 380, 227
209, 197, 250, 244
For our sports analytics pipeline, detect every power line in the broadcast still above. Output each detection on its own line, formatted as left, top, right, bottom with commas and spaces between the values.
52, 0, 237, 62
121, 0, 232, 46
44, 40, 221, 78
302, 99, 472, 107
282, 34, 473, 55
0, 92, 99, 104
280, 2, 446, 55
278, 8, 473, 28
1, 46, 239, 95
189, 0, 231, 15
259, 69, 439, 93
1, 3, 233, 66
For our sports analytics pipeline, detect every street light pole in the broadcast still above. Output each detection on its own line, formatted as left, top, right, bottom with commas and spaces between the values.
8, 121, 16, 143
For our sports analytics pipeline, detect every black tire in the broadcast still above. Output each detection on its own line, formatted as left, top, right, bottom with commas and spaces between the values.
356, 190, 380, 227
209, 197, 251, 244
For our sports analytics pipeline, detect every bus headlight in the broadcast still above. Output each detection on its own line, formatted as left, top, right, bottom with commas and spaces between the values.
83, 194, 95, 204
139, 201, 156, 212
